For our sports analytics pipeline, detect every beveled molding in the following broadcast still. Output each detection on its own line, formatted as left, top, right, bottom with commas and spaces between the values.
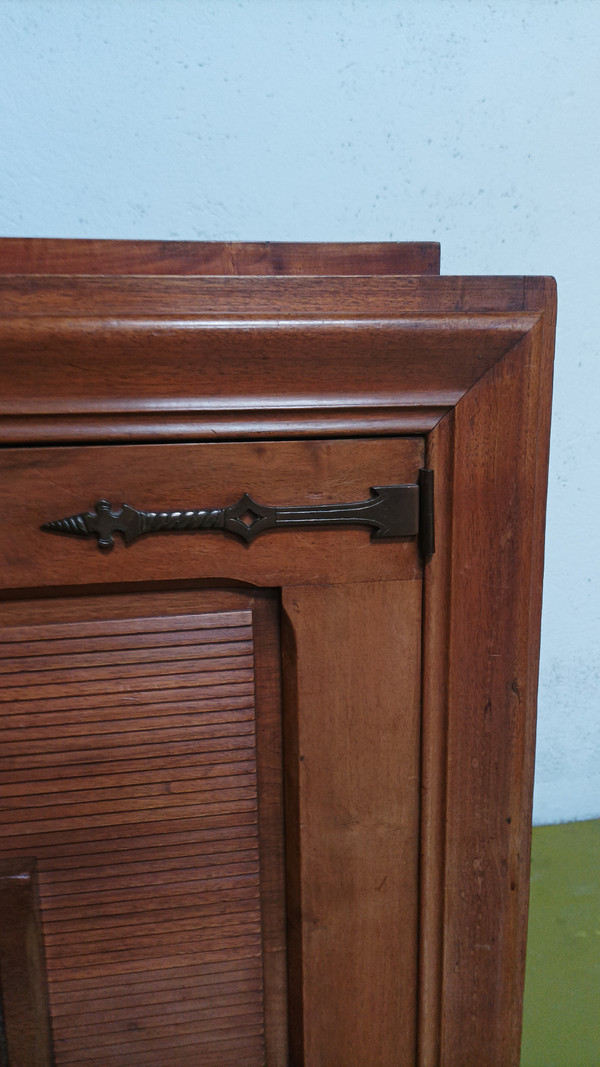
0, 273, 540, 446
0, 263, 556, 1067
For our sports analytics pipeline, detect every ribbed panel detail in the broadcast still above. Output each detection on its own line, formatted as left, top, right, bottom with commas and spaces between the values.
0, 610, 266, 1066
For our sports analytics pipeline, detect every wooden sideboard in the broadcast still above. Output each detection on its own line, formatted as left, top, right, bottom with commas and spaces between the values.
0, 241, 555, 1066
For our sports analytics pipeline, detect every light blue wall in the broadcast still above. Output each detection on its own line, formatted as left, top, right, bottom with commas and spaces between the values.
1, 0, 598, 825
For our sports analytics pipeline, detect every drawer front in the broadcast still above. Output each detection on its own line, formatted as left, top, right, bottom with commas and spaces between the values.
0, 437, 423, 592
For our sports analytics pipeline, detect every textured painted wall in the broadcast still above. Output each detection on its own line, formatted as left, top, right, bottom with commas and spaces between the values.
1, 0, 598, 824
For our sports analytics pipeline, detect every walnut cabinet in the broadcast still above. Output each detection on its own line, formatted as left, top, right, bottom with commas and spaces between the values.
0, 241, 556, 1066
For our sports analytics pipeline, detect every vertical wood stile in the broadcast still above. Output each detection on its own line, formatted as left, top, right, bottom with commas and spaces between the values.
282, 581, 422, 1066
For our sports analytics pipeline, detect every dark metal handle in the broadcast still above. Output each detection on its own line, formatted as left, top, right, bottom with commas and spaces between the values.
41, 473, 433, 553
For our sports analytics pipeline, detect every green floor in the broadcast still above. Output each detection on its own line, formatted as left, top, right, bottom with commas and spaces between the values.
521, 818, 600, 1066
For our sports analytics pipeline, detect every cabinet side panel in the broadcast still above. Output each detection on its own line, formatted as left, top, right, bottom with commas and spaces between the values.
0, 605, 278, 1066
282, 580, 422, 1066
441, 319, 554, 1066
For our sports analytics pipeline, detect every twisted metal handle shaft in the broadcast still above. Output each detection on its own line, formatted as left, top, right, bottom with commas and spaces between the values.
41, 476, 432, 553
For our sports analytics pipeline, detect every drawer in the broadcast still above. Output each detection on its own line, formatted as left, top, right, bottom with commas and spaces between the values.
0, 437, 423, 592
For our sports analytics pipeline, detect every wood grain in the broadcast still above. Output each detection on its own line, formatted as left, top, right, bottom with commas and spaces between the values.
0, 859, 54, 1067
0, 592, 286, 1066
0, 241, 557, 1065
0, 273, 529, 317
252, 593, 288, 1066
0, 304, 533, 444
418, 409, 454, 1067
434, 280, 556, 1066
0, 239, 440, 277
0, 437, 423, 592
281, 581, 422, 1065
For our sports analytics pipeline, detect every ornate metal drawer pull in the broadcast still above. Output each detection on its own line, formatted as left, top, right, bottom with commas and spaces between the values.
41, 471, 433, 554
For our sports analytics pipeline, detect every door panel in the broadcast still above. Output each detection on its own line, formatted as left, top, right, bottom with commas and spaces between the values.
0, 433, 424, 1064
0, 590, 285, 1067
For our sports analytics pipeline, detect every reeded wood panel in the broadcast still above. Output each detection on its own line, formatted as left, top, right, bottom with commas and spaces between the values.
0, 602, 282, 1066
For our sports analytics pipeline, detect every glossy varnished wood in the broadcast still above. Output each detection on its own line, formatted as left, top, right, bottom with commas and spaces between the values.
0, 242, 556, 1066
0, 303, 531, 443
0, 239, 440, 277
0, 276, 533, 444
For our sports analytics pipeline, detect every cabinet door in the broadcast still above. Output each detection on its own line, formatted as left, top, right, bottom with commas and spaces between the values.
0, 436, 423, 1066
